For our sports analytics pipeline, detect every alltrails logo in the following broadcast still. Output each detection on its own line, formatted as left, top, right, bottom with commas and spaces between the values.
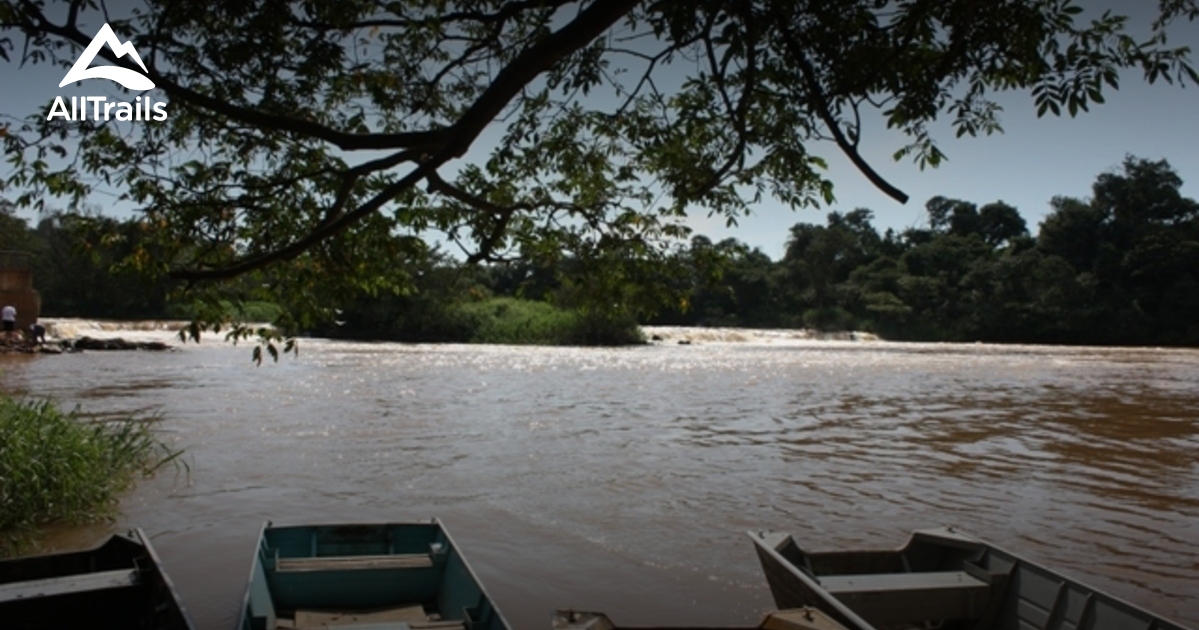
47, 23, 167, 122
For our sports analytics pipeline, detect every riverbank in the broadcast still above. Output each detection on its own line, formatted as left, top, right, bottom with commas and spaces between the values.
0, 393, 180, 555
0, 319, 185, 355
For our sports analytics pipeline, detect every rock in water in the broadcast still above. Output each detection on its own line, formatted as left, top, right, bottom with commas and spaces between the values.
71, 336, 171, 351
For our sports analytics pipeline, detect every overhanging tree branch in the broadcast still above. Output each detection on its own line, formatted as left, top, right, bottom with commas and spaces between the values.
15, 1, 450, 152
295, 0, 574, 32
777, 20, 910, 204
169, 0, 641, 282
434, 0, 640, 160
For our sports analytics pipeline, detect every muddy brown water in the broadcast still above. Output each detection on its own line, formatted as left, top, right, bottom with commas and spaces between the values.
2, 332, 1197, 630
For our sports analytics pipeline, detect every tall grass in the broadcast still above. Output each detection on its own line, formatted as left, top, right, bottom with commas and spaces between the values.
0, 395, 180, 552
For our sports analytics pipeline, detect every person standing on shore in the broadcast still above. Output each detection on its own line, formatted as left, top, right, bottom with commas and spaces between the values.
1, 305, 15, 343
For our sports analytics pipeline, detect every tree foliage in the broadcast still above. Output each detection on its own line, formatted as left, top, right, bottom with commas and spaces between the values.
649, 157, 1199, 346
2, 0, 1197, 346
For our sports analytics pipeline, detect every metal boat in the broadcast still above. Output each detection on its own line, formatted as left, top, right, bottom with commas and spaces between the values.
552, 608, 855, 630
0, 528, 195, 630
749, 527, 1191, 630
240, 521, 511, 630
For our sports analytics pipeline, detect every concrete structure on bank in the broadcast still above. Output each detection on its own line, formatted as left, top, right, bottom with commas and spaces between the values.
0, 250, 41, 337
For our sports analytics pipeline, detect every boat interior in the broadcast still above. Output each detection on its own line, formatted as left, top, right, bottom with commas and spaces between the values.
243, 524, 503, 630
0, 531, 191, 630
750, 528, 1189, 630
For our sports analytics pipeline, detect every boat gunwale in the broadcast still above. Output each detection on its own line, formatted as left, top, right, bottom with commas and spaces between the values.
129, 527, 199, 630
748, 531, 878, 630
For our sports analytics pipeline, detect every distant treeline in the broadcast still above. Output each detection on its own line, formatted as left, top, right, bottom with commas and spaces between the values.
3, 156, 1197, 346
1, 209, 178, 321
649, 156, 1199, 345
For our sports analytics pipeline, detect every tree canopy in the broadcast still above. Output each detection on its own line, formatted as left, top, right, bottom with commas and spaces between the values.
653, 157, 1199, 345
2, 0, 1197, 341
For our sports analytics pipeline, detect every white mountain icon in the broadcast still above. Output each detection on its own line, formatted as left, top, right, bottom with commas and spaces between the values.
59, 23, 155, 91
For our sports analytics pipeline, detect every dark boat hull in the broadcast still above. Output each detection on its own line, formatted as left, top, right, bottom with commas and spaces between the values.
0, 529, 195, 630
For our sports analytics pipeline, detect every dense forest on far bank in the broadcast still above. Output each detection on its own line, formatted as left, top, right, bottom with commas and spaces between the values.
3, 156, 1197, 347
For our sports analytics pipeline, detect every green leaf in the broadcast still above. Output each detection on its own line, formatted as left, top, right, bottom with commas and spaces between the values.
1185, 64, 1199, 85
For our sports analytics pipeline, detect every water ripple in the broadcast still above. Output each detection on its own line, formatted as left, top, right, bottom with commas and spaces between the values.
7, 337, 1199, 629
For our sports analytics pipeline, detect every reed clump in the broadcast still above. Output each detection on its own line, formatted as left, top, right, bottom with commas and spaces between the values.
0, 395, 180, 551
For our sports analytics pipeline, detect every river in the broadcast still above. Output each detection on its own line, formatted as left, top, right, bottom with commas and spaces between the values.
1, 325, 1197, 630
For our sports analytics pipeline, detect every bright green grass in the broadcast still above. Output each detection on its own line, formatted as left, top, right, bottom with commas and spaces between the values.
0, 395, 180, 553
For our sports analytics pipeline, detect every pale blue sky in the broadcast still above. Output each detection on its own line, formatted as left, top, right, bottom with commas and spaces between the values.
704, 70, 1199, 259
3, 2, 1197, 260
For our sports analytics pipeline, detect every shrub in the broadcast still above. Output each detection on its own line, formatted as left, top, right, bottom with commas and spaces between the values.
456, 298, 582, 345
451, 298, 644, 345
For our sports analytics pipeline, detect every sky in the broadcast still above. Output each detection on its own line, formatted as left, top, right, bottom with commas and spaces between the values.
2, 2, 1198, 261
701, 70, 1199, 259
694, 1, 1199, 258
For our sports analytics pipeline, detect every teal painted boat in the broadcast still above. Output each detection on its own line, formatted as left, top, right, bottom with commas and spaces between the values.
240, 521, 511, 630
749, 528, 1192, 630
0, 528, 196, 630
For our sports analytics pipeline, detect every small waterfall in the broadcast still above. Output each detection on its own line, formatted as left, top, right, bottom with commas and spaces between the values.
41, 318, 189, 342
37, 319, 883, 346
641, 325, 881, 345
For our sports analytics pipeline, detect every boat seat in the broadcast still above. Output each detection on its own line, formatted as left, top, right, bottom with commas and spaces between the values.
819, 570, 992, 624
0, 568, 141, 603
278, 622, 467, 630
277, 605, 467, 630
276, 554, 434, 572
278, 623, 411, 630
